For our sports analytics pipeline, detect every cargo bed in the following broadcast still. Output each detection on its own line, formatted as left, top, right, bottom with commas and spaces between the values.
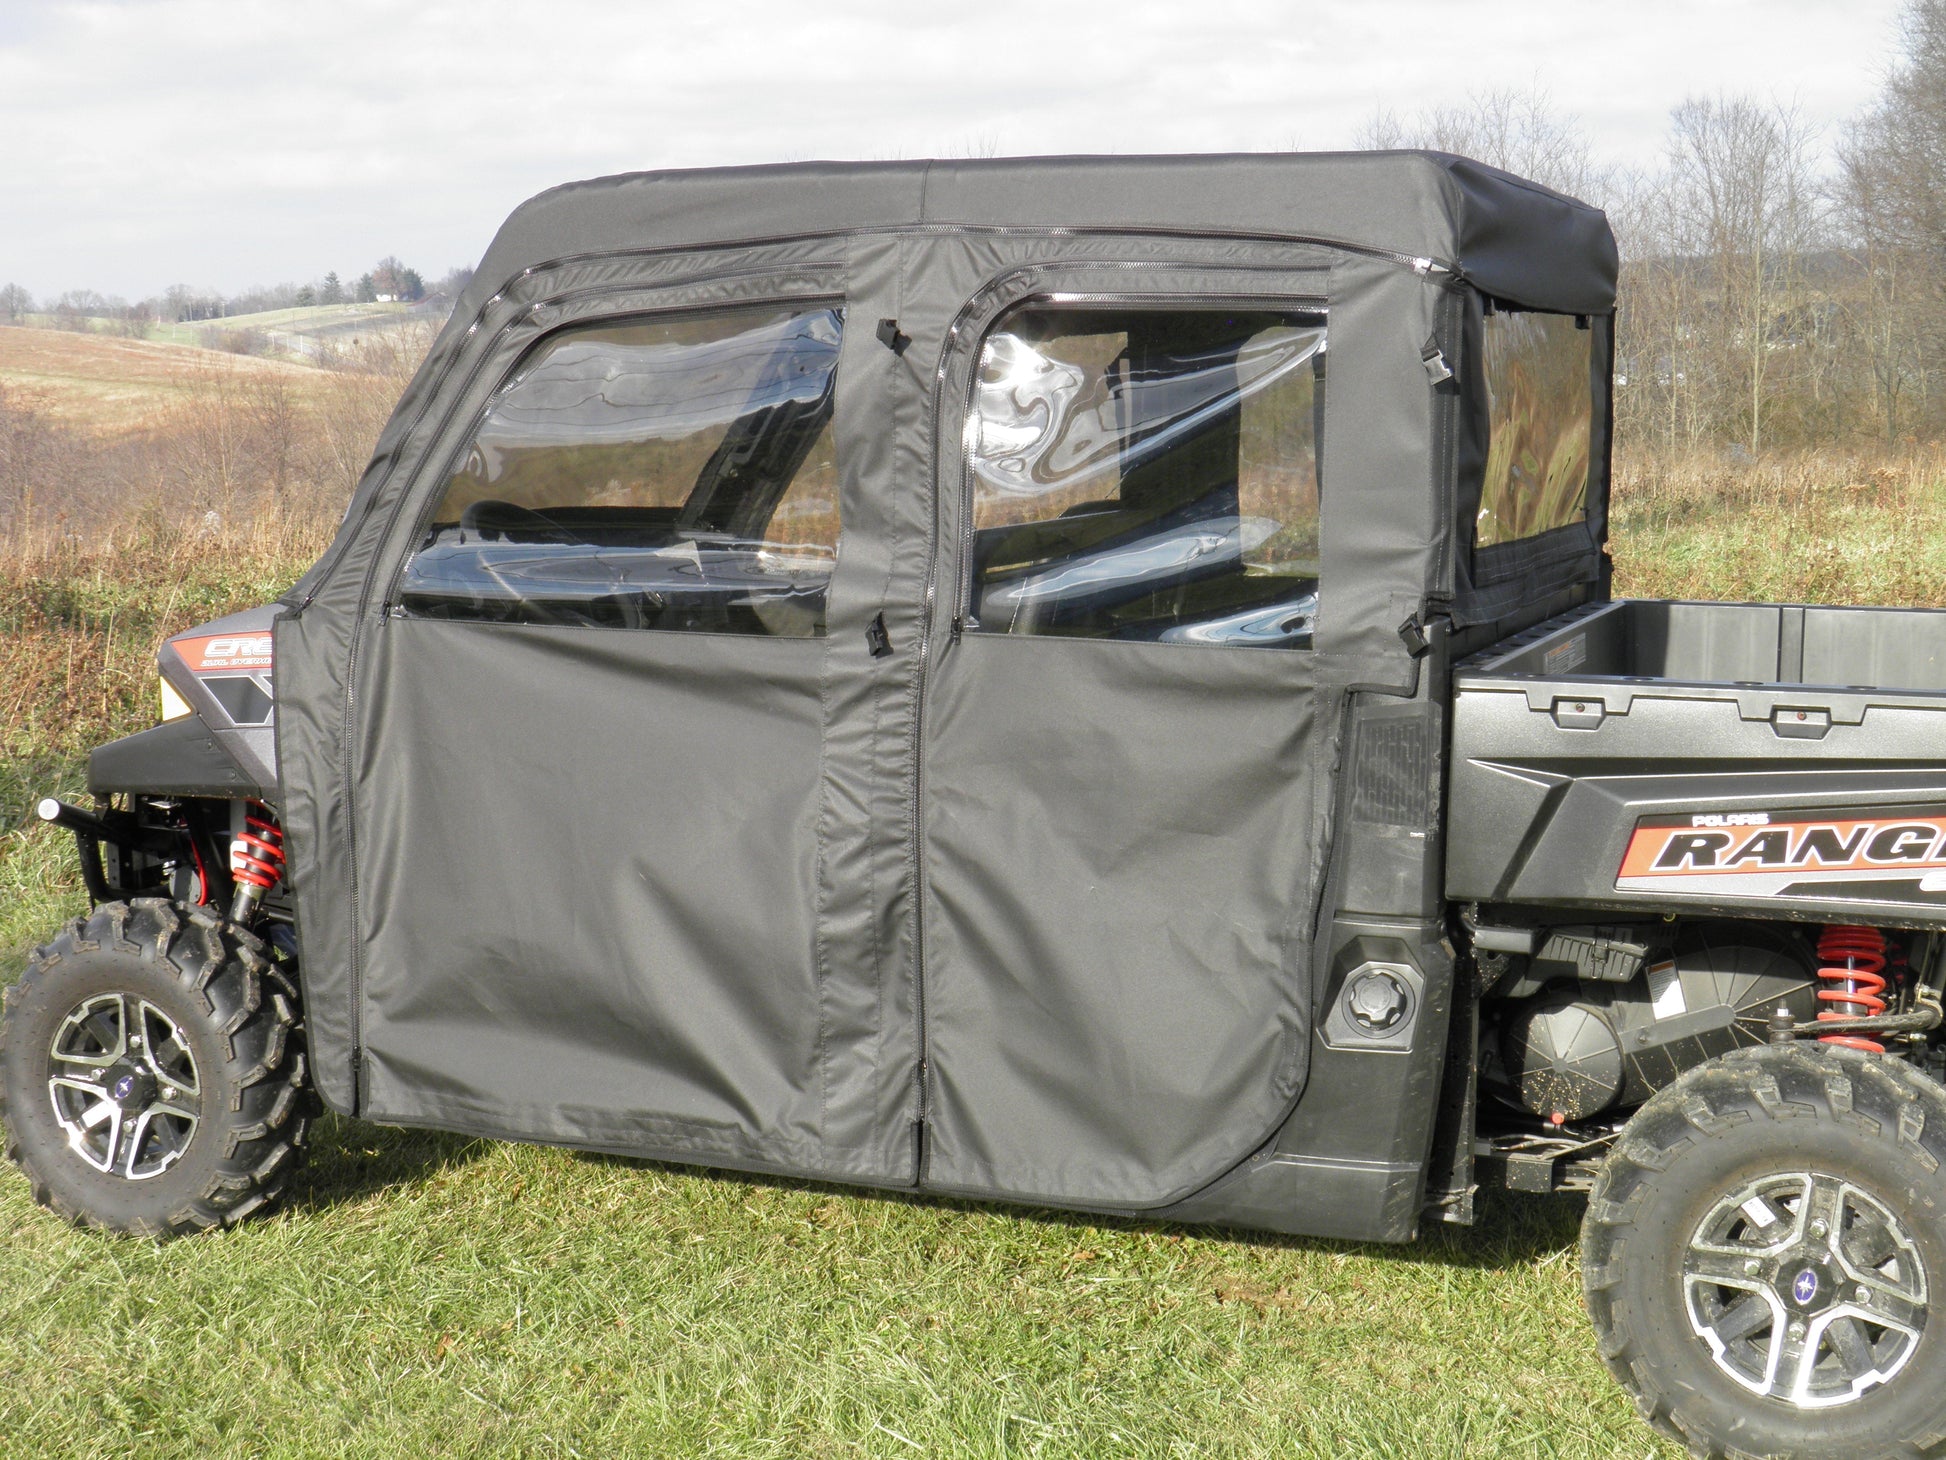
1447, 599, 1946, 925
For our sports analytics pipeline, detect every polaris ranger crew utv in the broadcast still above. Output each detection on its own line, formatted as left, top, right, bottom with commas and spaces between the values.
9, 152, 1946, 1457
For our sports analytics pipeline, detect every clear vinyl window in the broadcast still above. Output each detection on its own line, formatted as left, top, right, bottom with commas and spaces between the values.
965, 304, 1323, 649
1477, 309, 1593, 548
399, 304, 843, 635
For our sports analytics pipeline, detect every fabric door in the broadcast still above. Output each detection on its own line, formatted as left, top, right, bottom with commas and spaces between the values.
343, 280, 912, 1184
920, 292, 1327, 1206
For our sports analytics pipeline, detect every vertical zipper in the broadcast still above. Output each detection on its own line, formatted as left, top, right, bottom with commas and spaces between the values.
1428, 283, 1465, 606
907, 305, 977, 1176
339, 603, 376, 1113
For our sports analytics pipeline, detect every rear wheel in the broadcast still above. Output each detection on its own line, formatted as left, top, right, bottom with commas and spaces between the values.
0, 898, 311, 1237
1584, 1042, 1946, 1459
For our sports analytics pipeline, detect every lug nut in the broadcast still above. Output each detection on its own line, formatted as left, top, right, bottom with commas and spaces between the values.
1789, 1320, 1807, 1341
1810, 1220, 1828, 1239
1745, 1259, 1761, 1275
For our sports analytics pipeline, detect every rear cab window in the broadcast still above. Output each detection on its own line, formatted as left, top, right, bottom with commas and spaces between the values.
1477, 309, 1594, 548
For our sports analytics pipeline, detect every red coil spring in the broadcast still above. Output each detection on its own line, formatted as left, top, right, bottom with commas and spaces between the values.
1816, 925, 1889, 1054
230, 803, 286, 895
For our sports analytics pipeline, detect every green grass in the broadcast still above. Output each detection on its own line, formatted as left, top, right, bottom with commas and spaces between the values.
0, 1149, 1660, 1460
20, 483, 1881, 1459
144, 304, 423, 353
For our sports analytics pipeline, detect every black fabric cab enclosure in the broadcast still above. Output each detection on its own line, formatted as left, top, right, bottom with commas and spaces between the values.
272, 153, 1616, 1238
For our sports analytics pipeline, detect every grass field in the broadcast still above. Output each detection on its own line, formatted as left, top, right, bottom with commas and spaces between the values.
144, 302, 421, 344
0, 328, 324, 433
10, 445, 1943, 1458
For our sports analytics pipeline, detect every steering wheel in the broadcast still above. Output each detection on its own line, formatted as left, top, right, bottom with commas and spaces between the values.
459, 498, 570, 543
453, 498, 602, 627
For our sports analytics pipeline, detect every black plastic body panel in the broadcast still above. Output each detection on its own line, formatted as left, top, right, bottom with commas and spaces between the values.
1449, 599, 1946, 926
1158, 624, 1461, 1244
158, 603, 280, 793
89, 716, 264, 800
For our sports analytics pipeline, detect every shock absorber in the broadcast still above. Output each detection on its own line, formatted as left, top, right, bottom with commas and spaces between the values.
229, 802, 286, 924
1816, 924, 1890, 1054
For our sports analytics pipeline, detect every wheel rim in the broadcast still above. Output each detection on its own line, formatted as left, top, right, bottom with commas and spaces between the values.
1684, 1170, 1928, 1408
45, 992, 202, 1181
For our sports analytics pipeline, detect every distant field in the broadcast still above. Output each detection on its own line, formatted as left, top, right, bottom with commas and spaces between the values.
0, 326, 326, 433
147, 301, 441, 358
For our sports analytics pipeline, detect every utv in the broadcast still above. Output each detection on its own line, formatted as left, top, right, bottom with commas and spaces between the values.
9, 152, 1946, 1457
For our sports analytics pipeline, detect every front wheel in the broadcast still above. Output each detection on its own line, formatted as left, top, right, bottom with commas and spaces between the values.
0, 898, 312, 1237
1584, 1042, 1946, 1459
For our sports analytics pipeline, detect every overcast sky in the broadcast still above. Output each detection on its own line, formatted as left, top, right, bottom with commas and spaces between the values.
0, 0, 1914, 300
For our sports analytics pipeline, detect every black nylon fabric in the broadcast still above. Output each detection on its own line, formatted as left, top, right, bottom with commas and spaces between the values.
268, 154, 1616, 1219
920, 636, 1319, 1206
466, 153, 1613, 323
808, 234, 928, 1173
277, 243, 852, 1116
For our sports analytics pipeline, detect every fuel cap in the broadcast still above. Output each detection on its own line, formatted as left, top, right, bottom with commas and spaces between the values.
1347, 970, 1410, 1031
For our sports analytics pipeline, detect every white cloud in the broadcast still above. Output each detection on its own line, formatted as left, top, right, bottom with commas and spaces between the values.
0, 0, 1911, 298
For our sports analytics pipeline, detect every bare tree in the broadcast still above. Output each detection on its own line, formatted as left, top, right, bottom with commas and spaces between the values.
1663, 97, 1822, 453
1835, 0, 1946, 438
1359, 87, 1609, 203
0, 284, 32, 324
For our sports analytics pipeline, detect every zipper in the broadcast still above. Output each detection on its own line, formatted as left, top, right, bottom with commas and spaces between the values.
340, 601, 372, 1112
503, 221, 1453, 289
1428, 283, 1465, 604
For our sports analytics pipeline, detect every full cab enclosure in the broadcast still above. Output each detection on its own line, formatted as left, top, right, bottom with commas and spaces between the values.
271, 153, 1616, 1239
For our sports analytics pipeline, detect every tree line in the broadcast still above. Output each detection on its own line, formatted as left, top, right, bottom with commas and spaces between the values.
0, 259, 474, 336
1368, 0, 1946, 456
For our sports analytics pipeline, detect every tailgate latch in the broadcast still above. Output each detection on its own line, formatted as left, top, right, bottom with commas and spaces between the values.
1551, 697, 1604, 730
1771, 705, 1831, 740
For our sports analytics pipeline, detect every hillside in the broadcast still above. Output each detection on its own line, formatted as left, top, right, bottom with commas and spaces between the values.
0, 326, 326, 434
146, 300, 444, 358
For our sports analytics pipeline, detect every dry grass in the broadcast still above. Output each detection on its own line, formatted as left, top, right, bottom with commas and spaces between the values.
0, 327, 328, 434
0, 326, 427, 551
1610, 444, 1946, 605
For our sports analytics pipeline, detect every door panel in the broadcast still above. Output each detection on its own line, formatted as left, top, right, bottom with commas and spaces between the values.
920, 637, 1317, 1204
357, 622, 840, 1170
344, 274, 916, 1183
920, 282, 1329, 1207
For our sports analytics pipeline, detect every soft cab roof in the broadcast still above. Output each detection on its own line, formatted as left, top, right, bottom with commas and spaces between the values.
464, 151, 1616, 319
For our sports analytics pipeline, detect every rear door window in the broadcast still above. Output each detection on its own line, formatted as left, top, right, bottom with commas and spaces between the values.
964, 304, 1324, 648
399, 304, 843, 635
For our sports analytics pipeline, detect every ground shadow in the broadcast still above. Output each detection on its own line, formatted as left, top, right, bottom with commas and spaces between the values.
281, 1113, 493, 1215
572, 1148, 1583, 1272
